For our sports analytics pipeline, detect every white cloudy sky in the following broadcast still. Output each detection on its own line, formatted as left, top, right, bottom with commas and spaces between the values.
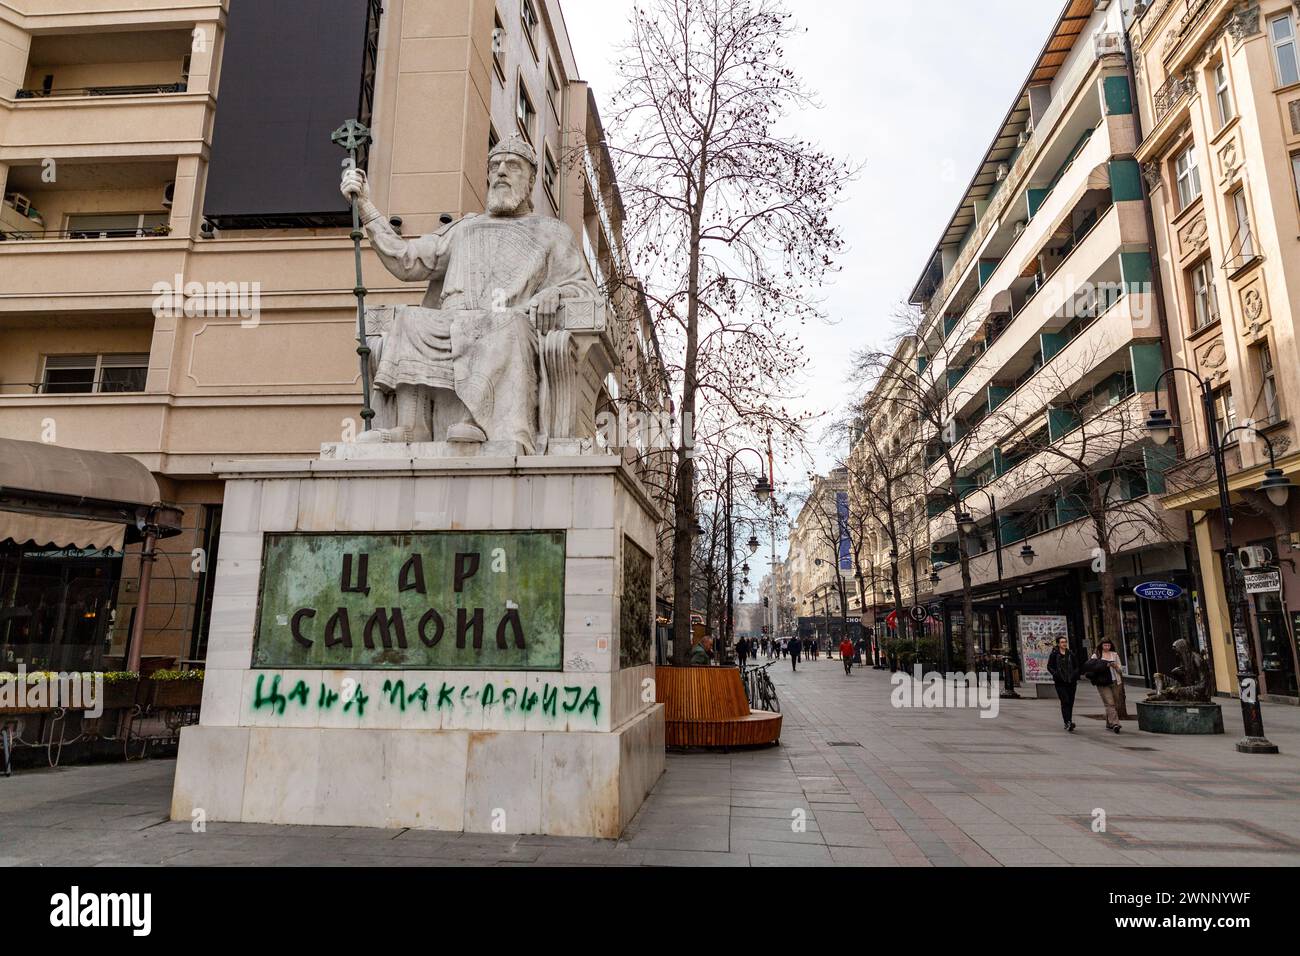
559, 0, 1062, 552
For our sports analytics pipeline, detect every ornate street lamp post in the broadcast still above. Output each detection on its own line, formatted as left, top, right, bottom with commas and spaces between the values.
724, 449, 773, 665
1145, 368, 1291, 754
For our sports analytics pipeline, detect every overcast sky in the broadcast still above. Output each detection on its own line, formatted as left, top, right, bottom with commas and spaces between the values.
560, 0, 1063, 554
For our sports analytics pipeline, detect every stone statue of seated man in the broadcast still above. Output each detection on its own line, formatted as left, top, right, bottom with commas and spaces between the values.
1148, 638, 1212, 703
340, 134, 598, 453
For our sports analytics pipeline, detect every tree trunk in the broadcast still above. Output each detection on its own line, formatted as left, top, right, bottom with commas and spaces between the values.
670, 181, 707, 666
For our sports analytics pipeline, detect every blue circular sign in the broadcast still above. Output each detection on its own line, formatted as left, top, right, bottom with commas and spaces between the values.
1135, 581, 1183, 601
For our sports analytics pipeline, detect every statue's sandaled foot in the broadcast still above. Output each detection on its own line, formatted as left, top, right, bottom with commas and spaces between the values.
446, 422, 487, 443
357, 426, 412, 444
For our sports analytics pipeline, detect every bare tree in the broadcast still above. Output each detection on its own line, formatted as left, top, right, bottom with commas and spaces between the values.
997, 341, 1181, 648
851, 306, 998, 666
606, 0, 855, 663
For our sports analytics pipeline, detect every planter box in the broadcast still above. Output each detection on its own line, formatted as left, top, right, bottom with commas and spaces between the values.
1136, 700, 1224, 735
150, 680, 204, 709
101, 680, 141, 711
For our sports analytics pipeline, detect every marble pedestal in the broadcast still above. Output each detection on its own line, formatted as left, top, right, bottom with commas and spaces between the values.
171, 450, 665, 838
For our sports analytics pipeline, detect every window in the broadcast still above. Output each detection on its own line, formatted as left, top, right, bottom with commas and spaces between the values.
41, 353, 148, 394
1257, 343, 1281, 423
542, 147, 559, 211
1213, 385, 1238, 442
1190, 258, 1219, 331
516, 78, 536, 143
1293, 152, 1300, 209
491, 11, 506, 84
1228, 188, 1256, 267
1174, 143, 1201, 210
1270, 13, 1299, 88
1213, 62, 1235, 127
546, 60, 561, 119
520, 0, 540, 60
65, 213, 168, 239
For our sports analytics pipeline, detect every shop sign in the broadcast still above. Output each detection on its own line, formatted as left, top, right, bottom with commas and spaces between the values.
1134, 581, 1183, 601
1243, 570, 1281, 595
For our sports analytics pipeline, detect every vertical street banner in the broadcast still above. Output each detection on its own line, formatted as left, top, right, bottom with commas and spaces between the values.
1018, 614, 1067, 684
836, 491, 852, 572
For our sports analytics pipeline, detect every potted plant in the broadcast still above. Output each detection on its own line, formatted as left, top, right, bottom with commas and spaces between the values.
100, 671, 141, 710
149, 669, 204, 709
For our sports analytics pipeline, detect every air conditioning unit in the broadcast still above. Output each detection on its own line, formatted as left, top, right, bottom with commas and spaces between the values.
1095, 32, 1124, 57
996, 164, 1009, 182
1238, 545, 1273, 570
161, 181, 175, 208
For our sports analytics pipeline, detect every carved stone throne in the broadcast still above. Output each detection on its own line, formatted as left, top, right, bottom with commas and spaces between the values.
360, 299, 620, 455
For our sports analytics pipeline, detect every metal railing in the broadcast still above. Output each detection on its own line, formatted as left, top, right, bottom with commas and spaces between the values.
0, 225, 171, 241
15, 82, 186, 99
1152, 71, 1195, 125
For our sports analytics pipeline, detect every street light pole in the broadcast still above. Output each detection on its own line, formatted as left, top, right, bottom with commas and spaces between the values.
723, 448, 774, 667
1146, 367, 1289, 754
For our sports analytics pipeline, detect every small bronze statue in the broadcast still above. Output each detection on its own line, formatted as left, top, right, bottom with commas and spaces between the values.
1148, 638, 1212, 703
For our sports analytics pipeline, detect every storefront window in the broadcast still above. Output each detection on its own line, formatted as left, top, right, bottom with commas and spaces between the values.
1255, 593, 1298, 698
0, 541, 122, 672
1121, 596, 1145, 677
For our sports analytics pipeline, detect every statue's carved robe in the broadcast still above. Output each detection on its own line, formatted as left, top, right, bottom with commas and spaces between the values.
362, 211, 596, 451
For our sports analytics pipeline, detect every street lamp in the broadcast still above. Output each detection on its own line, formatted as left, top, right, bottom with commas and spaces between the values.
1018, 543, 1036, 567
1145, 369, 1283, 753
723, 448, 774, 667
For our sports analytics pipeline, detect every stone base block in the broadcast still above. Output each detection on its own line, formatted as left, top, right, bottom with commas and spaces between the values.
320, 440, 527, 460
172, 705, 665, 838
1135, 700, 1225, 735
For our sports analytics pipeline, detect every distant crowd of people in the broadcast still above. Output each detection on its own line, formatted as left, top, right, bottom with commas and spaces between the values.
730, 634, 870, 673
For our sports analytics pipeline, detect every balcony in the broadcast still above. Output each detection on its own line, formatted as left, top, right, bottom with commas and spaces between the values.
932, 496, 1185, 593
930, 392, 1158, 538
1, 29, 207, 160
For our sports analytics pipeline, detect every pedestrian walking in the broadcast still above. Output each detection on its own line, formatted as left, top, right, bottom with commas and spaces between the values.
1099, 637, 1130, 720
1046, 635, 1080, 732
788, 635, 801, 672
1083, 638, 1125, 733
737, 636, 749, 667
840, 637, 855, 675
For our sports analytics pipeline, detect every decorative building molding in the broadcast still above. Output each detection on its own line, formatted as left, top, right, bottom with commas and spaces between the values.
1218, 138, 1242, 181
1226, 3, 1262, 42
1179, 214, 1209, 257
1199, 338, 1227, 371
1142, 161, 1164, 190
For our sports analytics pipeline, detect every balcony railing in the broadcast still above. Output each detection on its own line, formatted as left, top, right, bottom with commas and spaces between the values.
1152, 71, 1195, 125
0, 225, 171, 241
15, 82, 187, 99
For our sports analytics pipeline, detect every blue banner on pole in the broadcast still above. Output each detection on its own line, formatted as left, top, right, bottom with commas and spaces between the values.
836, 491, 852, 572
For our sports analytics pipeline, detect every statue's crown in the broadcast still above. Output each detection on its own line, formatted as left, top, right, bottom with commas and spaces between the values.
489, 133, 538, 169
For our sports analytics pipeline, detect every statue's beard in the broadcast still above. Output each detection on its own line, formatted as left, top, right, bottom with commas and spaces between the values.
488, 180, 530, 216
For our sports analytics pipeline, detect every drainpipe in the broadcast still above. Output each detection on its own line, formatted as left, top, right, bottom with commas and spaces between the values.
1122, 29, 1219, 684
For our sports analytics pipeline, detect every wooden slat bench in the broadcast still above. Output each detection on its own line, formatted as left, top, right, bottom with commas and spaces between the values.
655, 666, 782, 748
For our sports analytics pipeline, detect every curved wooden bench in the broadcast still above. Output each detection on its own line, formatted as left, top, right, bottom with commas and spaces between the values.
655, 666, 782, 748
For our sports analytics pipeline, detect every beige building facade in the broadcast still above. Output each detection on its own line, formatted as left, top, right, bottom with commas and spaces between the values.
0, 0, 662, 670
1131, 0, 1300, 701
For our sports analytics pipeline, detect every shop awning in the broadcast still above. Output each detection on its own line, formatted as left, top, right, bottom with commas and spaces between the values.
0, 437, 182, 542
0, 513, 124, 551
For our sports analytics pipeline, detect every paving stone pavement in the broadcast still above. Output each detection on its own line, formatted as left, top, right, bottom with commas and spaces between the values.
2, 660, 1299, 866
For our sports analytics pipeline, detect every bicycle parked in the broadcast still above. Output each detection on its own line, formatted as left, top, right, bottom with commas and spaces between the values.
741, 660, 780, 713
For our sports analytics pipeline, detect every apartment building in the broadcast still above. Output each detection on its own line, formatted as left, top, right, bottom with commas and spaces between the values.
907, 0, 1192, 689
847, 334, 938, 650
0, 0, 664, 673
1129, 0, 1300, 702
784, 468, 856, 646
